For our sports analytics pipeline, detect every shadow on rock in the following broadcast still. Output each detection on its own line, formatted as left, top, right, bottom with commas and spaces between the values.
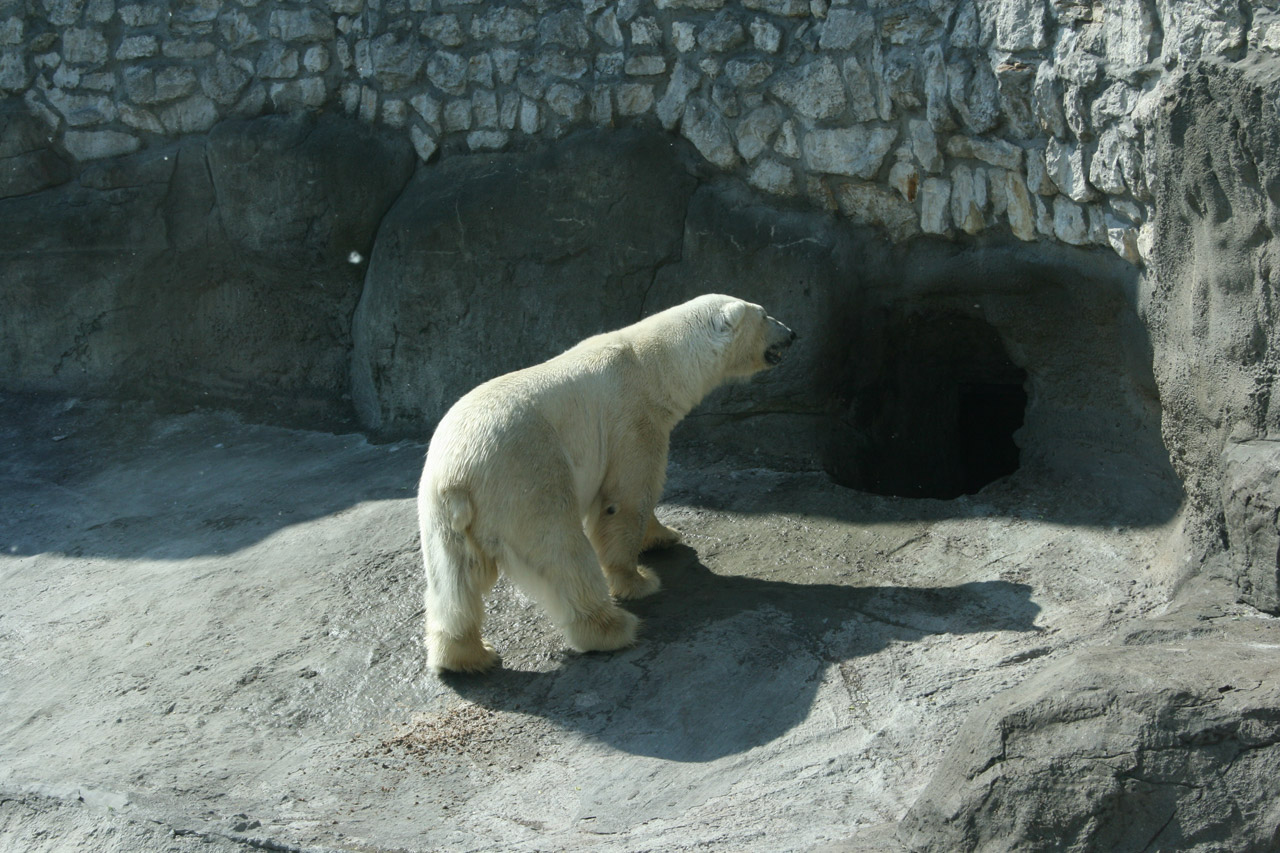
446, 544, 1041, 763
0, 392, 421, 559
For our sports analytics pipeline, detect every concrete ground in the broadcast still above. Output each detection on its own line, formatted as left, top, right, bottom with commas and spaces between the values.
1, 393, 1187, 852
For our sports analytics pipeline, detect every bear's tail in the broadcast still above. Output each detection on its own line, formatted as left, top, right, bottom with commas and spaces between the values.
441, 487, 474, 536
423, 486, 499, 672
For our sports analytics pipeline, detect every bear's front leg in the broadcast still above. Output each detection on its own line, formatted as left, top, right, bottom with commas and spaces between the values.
587, 501, 662, 600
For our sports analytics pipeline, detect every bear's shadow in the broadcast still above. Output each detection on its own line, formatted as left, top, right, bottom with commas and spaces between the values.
445, 544, 1041, 763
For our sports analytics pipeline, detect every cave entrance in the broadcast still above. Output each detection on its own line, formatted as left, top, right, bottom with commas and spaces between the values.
828, 309, 1028, 500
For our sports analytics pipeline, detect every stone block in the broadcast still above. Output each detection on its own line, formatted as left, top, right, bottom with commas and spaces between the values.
630, 17, 660, 46
909, 119, 943, 172
771, 57, 846, 120
200, 53, 252, 104
834, 180, 919, 241
950, 163, 986, 234
442, 98, 471, 131
546, 82, 586, 119
425, 50, 466, 95
1001, 169, 1036, 241
656, 61, 700, 131
1089, 127, 1129, 195
1105, 213, 1142, 264
888, 159, 917, 202
466, 130, 508, 151
160, 95, 218, 134
655, 0, 724, 9
725, 58, 772, 89
424, 14, 465, 46
923, 45, 953, 131
945, 134, 1023, 170
62, 28, 108, 65
920, 176, 951, 234
1044, 137, 1096, 202
119, 103, 164, 133
819, 8, 874, 50
803, 125, 897, 179
750, 18, 781, 53
0, 17, 23, 46
156, 66, 199, 102
258, 43, 300, 79
590, 86, 612, 124
842, 56, 881, 123
616, 83, 654, 116
471, 89, 497, 127
735, 105, 782, 161
672, 21, 697, 52
410, 125, 436, 161
538, 10, 590, 49
747, 158, 795, 196
980, 0, 1048, 50
0, 49, 30, 93
1052, 195, 1088, 244
625, 55, 666, 77
117, 35, 160, 60
742, 0, 808, 15
365, 34, 423, 90
698, 11, 746, 53
46, 0, 87, 26
269, 9, 335, 42
681, 97, 739, 169
219, 12, 262, 50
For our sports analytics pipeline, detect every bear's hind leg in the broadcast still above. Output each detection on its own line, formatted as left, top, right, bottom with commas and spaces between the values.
641, 511, 682, 552
587, 504, 662, 600
422, 523, 500, 674
502, 531, 639, 654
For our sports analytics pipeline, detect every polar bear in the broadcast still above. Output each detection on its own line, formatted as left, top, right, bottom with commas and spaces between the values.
418, 294, 796, 673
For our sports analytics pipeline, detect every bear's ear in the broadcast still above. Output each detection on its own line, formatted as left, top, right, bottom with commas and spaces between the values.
713, 300, 748, 337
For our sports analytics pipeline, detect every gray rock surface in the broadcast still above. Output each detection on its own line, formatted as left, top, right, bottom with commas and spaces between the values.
5, 36, 1280, 853
1145, 58, 1280, 611
350, 128, 696, 434
0, 111, 413, 426
0, 392, 1195, 853
897, 581, 1280, 853
12, 0, 1277, 264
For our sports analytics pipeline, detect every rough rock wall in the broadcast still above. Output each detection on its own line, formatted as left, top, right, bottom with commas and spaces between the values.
1144, 56, 1280, 613
6, 0, 1278, 265
0, 111, 413, 425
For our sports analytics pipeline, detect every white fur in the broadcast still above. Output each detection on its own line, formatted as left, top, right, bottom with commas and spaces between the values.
418, 294, 791, 673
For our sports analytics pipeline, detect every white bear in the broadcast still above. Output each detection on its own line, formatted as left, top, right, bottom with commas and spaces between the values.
418, 293, 796, 673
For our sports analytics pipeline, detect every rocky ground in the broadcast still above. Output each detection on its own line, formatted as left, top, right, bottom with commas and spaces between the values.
5, 391, 1247, 852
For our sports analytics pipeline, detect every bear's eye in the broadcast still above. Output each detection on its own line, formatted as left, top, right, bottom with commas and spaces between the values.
606, 505, 618, 515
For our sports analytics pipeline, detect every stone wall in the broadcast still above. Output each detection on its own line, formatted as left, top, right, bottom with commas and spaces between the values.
5, 0, 1278, 263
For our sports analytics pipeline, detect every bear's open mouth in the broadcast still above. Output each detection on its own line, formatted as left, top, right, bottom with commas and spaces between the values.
765, 344, 787, 365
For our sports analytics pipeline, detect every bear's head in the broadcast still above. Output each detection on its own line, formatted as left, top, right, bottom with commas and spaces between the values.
709, 295, 797, 379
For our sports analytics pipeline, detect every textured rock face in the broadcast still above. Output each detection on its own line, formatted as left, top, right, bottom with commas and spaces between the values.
1145, 59, 1280, 612
7, 0, 1276, 267
3, 4, 1280, 851
349, 128, 696, 433
898, 588, 1280, 853
0, 111, 413, 424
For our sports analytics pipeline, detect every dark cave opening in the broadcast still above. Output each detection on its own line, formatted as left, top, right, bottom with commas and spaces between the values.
826, 309, 1028, 500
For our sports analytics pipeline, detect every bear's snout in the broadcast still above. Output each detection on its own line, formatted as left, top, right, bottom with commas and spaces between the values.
764, 317, 796, 366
